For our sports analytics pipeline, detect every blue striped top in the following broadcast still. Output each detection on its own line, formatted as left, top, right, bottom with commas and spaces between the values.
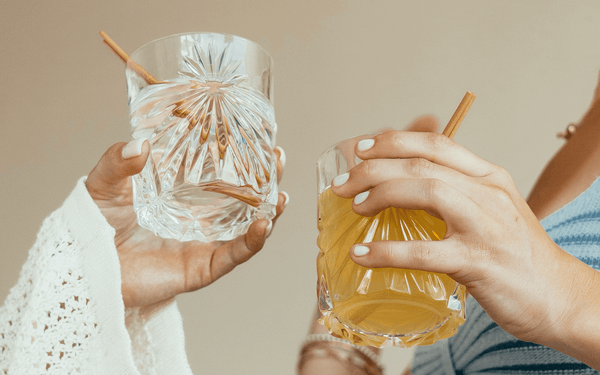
411, 178, 600, 375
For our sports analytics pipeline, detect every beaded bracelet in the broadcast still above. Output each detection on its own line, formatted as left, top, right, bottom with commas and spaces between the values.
297, 334, 383, 375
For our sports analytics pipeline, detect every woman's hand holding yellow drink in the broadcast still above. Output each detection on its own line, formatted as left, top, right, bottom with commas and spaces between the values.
333, 123, 600, 369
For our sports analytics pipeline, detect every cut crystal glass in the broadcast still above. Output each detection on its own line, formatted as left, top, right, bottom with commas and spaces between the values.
126, 33, 277, 242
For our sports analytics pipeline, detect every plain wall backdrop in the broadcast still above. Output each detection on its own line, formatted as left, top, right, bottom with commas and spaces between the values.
2, 1, 600, 374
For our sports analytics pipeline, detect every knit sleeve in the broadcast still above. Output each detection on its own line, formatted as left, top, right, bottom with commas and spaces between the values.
0, 177, 193, 375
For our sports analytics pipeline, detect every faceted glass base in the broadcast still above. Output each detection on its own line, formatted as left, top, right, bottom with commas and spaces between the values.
132, 170, 276, 242
317, 275, 466, 348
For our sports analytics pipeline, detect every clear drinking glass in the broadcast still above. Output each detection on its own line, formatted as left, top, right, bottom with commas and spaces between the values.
316, 136, 466, 347
125, 32, 278, 242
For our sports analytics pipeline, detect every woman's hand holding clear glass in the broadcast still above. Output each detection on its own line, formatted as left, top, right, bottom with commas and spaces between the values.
85, 139, 287, 309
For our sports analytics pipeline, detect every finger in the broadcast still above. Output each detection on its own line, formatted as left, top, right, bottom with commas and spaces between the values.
209, 191, 287, 278
184, 214, 278, 291
334, 116, 439, 173
351, 178, 473, 224
354, 131, 495, 177
204, 219, 272, 282
272, 191, 289, 224
274, 146, 286, 184
349, 238, 465, 277
333, 134, 373, 169
331, 157, 474, 199
265, 191, 289, 238
404, 115, 439, 133
242, 218, 272, 257
86, 138, 150, 200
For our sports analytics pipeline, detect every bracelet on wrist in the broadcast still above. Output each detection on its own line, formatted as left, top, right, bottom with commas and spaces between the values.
297, 333, 383, 375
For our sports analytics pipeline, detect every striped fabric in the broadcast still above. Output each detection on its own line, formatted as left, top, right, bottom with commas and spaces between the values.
411, 178, 600, 375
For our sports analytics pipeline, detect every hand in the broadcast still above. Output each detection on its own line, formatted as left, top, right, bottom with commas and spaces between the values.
331, 129, 578, 345
85, 139, 288, 309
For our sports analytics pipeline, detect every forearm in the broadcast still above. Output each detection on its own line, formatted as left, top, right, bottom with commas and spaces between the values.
0, 178, 139, 374
537, 253, 600, 371
298, 308, 381, 375
300, 312, 350, 375
525, 85, 600, 369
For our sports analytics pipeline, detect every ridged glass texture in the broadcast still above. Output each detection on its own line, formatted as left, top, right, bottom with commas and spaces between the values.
126, 33, 277, 242
316, 138, 466, 348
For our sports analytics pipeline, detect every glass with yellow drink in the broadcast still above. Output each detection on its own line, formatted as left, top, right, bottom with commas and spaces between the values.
316, 136, 466, 347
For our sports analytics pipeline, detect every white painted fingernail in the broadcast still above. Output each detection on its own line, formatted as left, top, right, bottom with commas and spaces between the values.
357, 139, 375, 152
122, 138, 147, 159
354, 191, 370, 205
281, 191, 290, 207
353, 245, 370, 257
264, 220, 273, 237
274, 146, 286, 167
332, 173, 349, 187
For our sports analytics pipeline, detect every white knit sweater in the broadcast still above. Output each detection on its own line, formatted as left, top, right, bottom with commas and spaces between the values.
0, 177, 194, 375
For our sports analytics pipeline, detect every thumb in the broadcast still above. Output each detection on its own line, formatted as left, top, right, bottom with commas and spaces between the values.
86, 138, 150, 200
201, 219, 273, 287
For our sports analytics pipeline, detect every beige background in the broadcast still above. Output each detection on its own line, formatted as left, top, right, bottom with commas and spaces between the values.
2, 1, 600, 374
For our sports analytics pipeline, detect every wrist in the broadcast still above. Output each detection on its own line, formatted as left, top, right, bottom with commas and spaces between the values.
297, 334, 382, 375
533, 251, 600, 369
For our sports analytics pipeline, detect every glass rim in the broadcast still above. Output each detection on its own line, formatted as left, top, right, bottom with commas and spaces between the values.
130, 31, 273, 64
317, 134, 375, 162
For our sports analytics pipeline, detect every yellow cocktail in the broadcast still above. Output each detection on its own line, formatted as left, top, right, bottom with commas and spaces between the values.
316, 140, 466, 348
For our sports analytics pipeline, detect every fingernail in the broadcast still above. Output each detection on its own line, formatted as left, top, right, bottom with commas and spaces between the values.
353, 245, 370, 257
281, 191, 290, 207
122, 138, 147, 159
357, 139, 375, 152
264, 220, 273, 237
332, 173, 349, 187
274, 146, 286, 167
354, 191, 370, 205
